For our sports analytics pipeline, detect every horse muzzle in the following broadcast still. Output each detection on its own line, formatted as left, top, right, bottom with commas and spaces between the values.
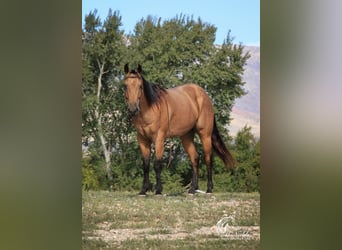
128, 103, 140, 116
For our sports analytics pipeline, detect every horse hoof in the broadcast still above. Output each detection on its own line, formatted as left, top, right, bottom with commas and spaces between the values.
187, 191, 196, 196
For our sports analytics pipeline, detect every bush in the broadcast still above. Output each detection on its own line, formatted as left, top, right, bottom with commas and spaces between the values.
81, 125, 260, 193
82, 158, 100, 191
161, 171, 185, 195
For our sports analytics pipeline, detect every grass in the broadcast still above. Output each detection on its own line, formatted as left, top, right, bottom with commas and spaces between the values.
82, 191, 260, 249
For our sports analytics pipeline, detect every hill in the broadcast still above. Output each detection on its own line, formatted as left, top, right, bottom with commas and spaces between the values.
229, 46, 260, 138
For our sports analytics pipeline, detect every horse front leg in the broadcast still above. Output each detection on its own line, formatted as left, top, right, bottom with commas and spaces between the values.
154, 159, 163, 195
138, 134, 151, 195
154, 136, 165, 195
139, 158, 151, 195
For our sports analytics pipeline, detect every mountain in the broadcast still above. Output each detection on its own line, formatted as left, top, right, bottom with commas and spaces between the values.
229, 46, 260, 138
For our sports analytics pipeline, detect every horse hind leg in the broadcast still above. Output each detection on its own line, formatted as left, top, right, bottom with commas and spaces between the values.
194, 97, 215, 193
154, 135, 165, 195
198, 133, 213, 193
180, 132, 199, 194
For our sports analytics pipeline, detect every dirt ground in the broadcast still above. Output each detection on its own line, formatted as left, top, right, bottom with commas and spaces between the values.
87, 223, 260, 244
82, 192, 260, 247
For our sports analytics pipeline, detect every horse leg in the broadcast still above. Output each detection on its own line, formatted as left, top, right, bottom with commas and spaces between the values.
154, 136, 165, 195
180, 132, 199, 194
138, 134, 151, 195
199, 134, 213, 193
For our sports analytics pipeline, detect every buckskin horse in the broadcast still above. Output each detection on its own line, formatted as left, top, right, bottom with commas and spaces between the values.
123, 64, 234, 195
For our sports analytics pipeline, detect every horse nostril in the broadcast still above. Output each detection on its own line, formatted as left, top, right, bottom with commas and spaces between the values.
128, 105, 139, 116
129, 109, 138, 116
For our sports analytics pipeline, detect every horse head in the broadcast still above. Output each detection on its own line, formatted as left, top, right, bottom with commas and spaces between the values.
124, 64, 143, 116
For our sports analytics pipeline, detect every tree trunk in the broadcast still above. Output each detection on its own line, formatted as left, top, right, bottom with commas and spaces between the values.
95, 61, 113, 185
99, 132, 113, 184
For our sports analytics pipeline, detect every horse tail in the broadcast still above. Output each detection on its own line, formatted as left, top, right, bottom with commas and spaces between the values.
211, 117, 235, 170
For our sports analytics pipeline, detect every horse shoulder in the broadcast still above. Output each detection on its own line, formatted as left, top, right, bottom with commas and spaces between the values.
133, 108, 161, 139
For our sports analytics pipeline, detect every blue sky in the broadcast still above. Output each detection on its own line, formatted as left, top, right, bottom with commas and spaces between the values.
82, 0, 259, 46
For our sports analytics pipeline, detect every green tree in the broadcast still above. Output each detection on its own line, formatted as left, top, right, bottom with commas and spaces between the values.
126, 15, 249, 187
82, 9, 129, 186
231, 125, 260, 192
127, 16, 249, 130
207, 32, 250, 128
82, 11, 254, 192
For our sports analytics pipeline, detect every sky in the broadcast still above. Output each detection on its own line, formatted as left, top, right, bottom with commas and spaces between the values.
82, 0, 259, 46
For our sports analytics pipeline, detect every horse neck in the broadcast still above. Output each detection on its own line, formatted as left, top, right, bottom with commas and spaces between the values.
137, 87, 163, 122
137, 79, 165, 119
139, 90, 151, 114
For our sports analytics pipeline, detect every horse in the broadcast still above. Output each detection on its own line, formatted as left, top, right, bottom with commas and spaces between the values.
123, 64, 234, 195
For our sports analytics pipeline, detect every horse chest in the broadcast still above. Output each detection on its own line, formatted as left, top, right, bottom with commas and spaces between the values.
133, 117, 159, 140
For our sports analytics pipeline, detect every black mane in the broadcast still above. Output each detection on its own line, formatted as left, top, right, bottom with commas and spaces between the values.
126, 67, 166, 106
142, 76, 166, 106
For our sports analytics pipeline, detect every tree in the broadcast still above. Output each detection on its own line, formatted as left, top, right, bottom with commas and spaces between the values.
82, 12, 254, 192
231, 125, 260, 192
127, 16, 249, 134
126, 15, 250, 184
207, 32, 250, 128
82, 9, 127, 185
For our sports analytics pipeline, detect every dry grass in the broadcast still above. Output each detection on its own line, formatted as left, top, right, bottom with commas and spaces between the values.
82, 191, 260, 249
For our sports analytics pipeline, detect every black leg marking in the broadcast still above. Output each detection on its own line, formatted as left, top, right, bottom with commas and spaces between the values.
206, 154, 213, 193
139, 158, 150, 195
154, 159, 163, 195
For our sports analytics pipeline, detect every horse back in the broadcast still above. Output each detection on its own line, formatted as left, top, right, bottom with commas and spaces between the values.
164, 84, 214, 136
167, 83, 213, 112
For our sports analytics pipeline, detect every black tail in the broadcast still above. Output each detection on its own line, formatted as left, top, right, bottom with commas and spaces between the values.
211, 117, 235, 170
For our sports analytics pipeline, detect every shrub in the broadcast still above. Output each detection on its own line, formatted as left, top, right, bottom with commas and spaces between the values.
82, 158, 100, 191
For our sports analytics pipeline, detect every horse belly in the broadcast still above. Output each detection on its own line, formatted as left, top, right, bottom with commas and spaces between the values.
168, 104, 198, 137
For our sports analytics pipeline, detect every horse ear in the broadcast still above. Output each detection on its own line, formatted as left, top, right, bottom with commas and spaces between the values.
137, 64, 142, 74
124, 63, 129, 74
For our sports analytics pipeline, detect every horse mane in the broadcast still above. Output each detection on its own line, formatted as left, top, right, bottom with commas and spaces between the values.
126, 68, 167, 106
142, 76, 167, 106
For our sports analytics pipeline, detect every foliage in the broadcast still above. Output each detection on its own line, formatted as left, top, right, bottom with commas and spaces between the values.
81, 146, 108, 191
82, 10, 258, 193
82, 157, 100, 191
229, 125, 260, 192
127, 15, 250, 131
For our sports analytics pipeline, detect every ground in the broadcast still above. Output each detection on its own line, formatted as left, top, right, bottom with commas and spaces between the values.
82, 191, 260, 249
